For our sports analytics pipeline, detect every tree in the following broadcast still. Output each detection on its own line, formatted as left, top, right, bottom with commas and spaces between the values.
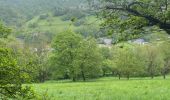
101, 0, 170, 41
0, 22, 35, 99
52, 30, 83, 81
0, 22, 11, 38
100, 47, 113, 76
0, 48, 21, 98
75, 37, 102, 81
144, 45, 164, 79
0, 48, 36, 99
160, 41, 170, 79
114, 44, 145, 79
19, 48, 50, 83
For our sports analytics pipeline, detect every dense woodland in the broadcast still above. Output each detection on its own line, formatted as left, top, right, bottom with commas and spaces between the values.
0, 0, 170, 99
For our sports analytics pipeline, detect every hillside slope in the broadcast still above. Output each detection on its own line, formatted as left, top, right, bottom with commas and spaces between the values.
0, 0, 87, 26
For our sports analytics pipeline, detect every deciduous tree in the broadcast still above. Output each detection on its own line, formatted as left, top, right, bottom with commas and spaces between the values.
52, 30, 83, 81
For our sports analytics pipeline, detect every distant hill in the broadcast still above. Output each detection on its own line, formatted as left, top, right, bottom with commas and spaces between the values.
0, 0, 88, 26
16, 13, 103, 45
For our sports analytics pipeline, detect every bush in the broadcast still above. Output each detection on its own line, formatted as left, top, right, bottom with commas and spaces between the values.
15, 86, 36, 100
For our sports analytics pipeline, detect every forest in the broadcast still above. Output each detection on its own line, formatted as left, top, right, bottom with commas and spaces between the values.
0, 0, 170, 100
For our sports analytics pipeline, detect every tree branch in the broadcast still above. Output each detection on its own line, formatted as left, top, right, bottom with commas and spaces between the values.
105, 2, 170, 34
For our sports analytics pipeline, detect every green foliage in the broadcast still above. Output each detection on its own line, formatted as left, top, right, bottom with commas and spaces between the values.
114, 45, 145, 79
51, 30, 83, 81
51, 31, 103, 81
143, 45, 164, 78
160, 41, 170, 78
100, 47, 114, 76
73, 18, 86, 27
75, 37, 103, 80
0, 48, 36, 99
28, 22, 38, 28
101, 0, 170, 41
75, 25, 100, 38
0, 23, 37, 99
15, 86, 36, 100
0, 48, 20, 98
0, 22, 11, 38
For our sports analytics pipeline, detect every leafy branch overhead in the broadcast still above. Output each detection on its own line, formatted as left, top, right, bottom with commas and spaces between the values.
102, 0, 170, 38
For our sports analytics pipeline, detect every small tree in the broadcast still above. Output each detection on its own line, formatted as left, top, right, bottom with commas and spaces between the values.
0, 22, 35, 99
0, 48, 21, 98
144, 45, 164, 79
0, 48, 36, 99
160, 42, 170, 79
100, 47, 113, 76
114, 45, 145, 79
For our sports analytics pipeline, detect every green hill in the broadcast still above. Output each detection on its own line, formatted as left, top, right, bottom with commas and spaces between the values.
20, 13, 101, 35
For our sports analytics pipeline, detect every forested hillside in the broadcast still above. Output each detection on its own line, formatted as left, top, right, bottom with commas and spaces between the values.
0, 0, 87, 26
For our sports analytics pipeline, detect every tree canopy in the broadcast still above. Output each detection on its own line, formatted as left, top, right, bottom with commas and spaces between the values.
101, 0, 170, 41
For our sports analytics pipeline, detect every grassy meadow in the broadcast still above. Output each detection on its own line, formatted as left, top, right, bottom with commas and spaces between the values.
31, 77, 170, 100
23, 15, 100, 34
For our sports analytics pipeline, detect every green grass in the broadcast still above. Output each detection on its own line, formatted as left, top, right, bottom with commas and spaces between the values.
22, 14, 100, 34
30, 77, 170, 100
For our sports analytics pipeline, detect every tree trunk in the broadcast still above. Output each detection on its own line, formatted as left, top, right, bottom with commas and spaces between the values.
118, 74, 121, 80
103, 71, 106, 77
163, 68, 166, 79
81, 70, 86, 81
163, 74, 166, 79
41, 73, 45, 83
151, 73, 154, 79
127, 74, 130, 80
162, 65, 167, 79
72, 77, 76, 82
39, 71, 45, 83
112, 71, 114, 76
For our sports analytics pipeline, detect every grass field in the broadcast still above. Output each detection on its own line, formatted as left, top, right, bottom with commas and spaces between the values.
23, 14, 100, 34
31, 77, 170, 100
